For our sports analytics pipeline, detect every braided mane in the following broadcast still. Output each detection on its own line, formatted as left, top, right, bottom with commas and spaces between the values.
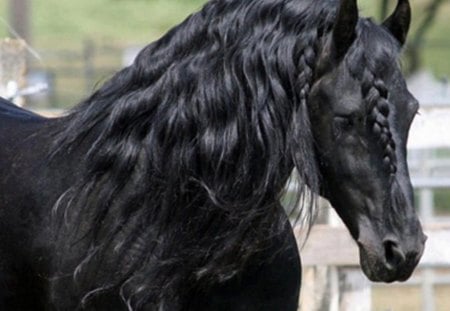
48, 0, 400, 309
346, 19, 401, 176
344, 18, 409, 228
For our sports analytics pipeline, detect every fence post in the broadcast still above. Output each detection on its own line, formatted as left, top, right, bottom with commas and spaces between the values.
338, 268, 371, 311
421, 269, 436, 311
0, 38, 26, 105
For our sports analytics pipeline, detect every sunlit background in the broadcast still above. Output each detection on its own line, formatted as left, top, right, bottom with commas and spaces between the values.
0, 0, 449, 310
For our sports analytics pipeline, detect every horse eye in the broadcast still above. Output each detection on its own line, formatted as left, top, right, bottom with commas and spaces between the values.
333, 116, 354, 131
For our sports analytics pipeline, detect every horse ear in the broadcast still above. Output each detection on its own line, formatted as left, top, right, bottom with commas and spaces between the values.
332, 0, 359, 59
382, 0, 411, 46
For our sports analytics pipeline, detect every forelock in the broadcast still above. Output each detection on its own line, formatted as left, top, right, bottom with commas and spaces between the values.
346, 18, 402, 79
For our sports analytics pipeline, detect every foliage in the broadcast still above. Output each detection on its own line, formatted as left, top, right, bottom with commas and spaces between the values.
359, 0, 450, 76
434, 188, 450, 215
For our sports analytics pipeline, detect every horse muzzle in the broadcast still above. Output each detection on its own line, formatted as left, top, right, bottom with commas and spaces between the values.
357, 229, 427, 282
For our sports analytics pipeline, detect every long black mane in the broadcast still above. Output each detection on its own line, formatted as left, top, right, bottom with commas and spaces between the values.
49, 0, 398, 308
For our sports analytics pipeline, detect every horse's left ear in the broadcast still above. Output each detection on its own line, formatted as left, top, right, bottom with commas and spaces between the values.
332, 0, 359, 59
382, 0, 411, 46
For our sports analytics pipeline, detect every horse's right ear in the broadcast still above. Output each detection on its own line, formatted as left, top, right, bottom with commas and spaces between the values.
332, 0, 358, 60
382, 0, 411, 46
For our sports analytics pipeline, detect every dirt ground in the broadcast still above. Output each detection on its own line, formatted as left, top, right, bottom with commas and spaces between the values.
372, 285, 450, 311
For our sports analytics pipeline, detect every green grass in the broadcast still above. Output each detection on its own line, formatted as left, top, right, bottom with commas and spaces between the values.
1, 0, 207, 49
33, 0, 207, 49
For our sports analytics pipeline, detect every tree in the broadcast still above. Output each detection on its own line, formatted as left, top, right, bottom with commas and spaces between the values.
380, 0, 446, 75
8, 0, 31, 44
404, 0, 446, 74
380, 0, 390, 20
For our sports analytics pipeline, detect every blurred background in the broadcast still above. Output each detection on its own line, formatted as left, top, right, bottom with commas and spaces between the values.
0, 0, 449, 310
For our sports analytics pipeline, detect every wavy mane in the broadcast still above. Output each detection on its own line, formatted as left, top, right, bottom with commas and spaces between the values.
50, 0, 340, 308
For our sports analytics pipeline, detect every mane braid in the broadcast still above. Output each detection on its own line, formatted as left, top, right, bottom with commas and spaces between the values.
346, 19, 399, 177
49, 0, 339, 309
345, 18, 411, 236
366, 74, 397, 176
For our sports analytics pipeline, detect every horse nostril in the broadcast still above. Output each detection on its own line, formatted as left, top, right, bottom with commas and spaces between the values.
383, 239, 406, 269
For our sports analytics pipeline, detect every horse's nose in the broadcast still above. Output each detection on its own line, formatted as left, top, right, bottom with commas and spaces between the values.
383, 237, 406, 270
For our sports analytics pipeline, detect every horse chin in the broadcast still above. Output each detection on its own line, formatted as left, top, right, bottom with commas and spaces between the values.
359, 255, 397, 283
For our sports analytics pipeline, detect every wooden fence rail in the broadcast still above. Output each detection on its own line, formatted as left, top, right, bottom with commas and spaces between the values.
296, 223, 450, 267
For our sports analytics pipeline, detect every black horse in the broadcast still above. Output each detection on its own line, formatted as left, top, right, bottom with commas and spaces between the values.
0, 0, 426, 310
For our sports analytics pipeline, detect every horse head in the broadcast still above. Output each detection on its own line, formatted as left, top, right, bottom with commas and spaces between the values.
308, 0, 426, 282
